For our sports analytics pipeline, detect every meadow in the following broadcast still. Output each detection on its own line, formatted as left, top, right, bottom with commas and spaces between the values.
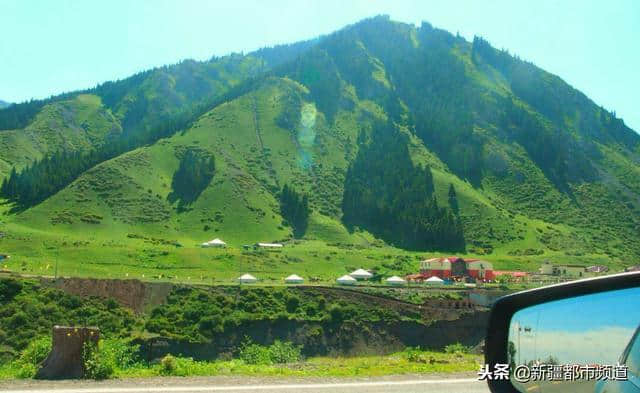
0, 220, 619, 287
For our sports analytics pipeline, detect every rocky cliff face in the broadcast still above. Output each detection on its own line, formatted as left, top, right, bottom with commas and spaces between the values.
40, 277, 172, 313
138, 311, 490, 361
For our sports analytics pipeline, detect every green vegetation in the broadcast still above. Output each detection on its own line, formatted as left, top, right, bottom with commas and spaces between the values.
239, 340, 302, 365
343, 121, 464, 251
170, 149, 216, 207
0, 278, 139, 359
0, 15, 639, 285
143, 285, 415, 344
0, 340, 480, 379
279, 184, 310, 238
0, 278, 481, 380
125, 347, 480, 378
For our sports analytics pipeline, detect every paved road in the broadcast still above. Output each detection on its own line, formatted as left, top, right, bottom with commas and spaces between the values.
516, 379, 596, 393
0, 375, 490, 393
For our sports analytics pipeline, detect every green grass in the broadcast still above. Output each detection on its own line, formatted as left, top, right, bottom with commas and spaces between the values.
0, 77, 636, 283
117, 350, 480, 378
0, 94, 121, 178
2, 219, 609, 285
0, 348, 480, 380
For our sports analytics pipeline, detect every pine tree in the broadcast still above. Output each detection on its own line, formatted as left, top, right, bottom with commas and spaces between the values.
448, 183, 459, 215
279, 184, 310, 238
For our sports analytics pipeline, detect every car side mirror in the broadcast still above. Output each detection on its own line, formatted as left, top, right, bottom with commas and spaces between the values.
485, 271, 640, 393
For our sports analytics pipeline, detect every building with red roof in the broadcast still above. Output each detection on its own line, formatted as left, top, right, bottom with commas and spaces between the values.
418, 257, 495, 281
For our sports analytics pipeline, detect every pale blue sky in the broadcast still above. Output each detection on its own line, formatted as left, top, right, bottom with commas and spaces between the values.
0, 0, 638, 131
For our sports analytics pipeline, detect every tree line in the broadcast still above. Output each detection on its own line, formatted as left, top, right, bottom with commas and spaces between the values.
279, 184, 310, 238
169, 149, 216, 207
342, 121, 465, 251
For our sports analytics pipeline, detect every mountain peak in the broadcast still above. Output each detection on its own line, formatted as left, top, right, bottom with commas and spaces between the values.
1, 17, 639, 267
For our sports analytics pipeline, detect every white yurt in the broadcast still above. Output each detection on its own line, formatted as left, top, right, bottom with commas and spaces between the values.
350, 268, 373, 280
336, 275, 357, 286
237, 273, 257, 284
385, 276, 407, 286
207, 238, 227, 247
284, 274, 304, 284
425, 276, 444, 285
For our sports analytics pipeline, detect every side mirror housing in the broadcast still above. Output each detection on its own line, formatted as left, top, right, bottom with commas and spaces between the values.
485, 272, 640, 393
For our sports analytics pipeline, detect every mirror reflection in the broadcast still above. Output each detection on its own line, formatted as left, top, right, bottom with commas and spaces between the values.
508, 287, 640, 393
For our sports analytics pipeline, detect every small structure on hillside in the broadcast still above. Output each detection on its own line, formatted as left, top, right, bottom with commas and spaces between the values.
350, 268, 373, 280
238, 273, 257, 284
201, 238, 226, 248
385, 276, 407, 286
336, 275, 357, 286
539, 262, 587, 278
284, 274, 304, 284
255, 242, 284, 250
425, 276, 444, 285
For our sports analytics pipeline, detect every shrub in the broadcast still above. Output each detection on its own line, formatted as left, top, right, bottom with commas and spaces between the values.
101, 339, 140, 370
10, 336, 53, 378
329, 305, 344, 322
444, 342, 470, 355
238, 340, 302, 365
83, 342, 114, 380
285, 296, 300, 313
160, 354, 178, 375
403, 347, 427, 363
239, 342, 272, 365
16, 363, 37, 379
0, 278, 23, 302
18, 336, 51, 368
268, 340, 302, 364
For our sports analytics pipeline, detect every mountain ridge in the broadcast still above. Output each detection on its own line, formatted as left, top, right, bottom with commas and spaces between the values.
0, 16, 639, 277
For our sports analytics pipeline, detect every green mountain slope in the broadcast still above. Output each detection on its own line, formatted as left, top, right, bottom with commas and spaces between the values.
1, 16, 639, 279
0, 48, 309, 179
0, 94, 121, 176
0, 100, 9, 109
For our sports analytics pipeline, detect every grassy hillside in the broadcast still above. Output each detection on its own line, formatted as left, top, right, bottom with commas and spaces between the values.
0, 16, 639, 281
0, 94, 121, 177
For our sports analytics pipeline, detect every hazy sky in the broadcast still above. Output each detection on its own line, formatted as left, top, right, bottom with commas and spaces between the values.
1, 0, 638, 131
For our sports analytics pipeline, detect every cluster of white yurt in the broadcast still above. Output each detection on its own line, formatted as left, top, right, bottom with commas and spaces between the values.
236, 273, 307, 285
334, 269, 411, 286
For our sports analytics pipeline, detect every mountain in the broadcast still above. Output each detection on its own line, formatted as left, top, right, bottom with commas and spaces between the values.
1, 15, 639, 275
0, 100, 10, 109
